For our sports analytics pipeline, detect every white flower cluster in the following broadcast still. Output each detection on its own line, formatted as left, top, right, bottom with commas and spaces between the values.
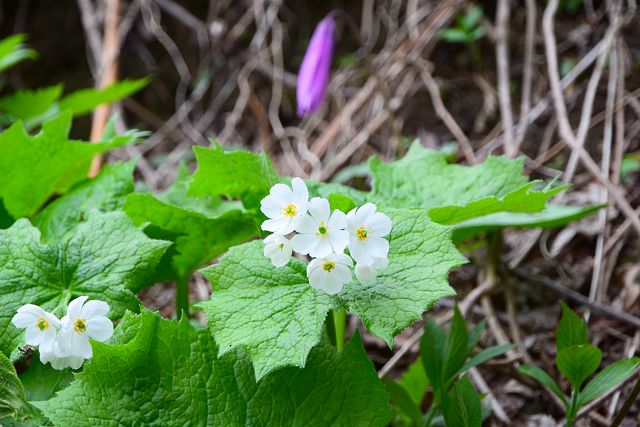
11, 296, 113, 370
261, 178, 392, 295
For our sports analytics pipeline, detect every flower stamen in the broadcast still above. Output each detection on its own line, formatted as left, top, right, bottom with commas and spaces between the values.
36, 317, 49, 331
322, 261, 335, 272
74, 319, 87, 333
315, 221, 329, 237
282, 203, 297, 217
356, 226, 369, 241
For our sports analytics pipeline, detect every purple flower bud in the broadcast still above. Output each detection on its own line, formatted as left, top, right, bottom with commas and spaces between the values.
297, 15, 336, 116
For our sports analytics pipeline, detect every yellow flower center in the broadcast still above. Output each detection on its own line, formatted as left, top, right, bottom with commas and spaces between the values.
322, 261, 335, 272
36, 317, 49, 331
282, 203, 297, 217
356, 226, 369, 241
74, 319, 87, 333
315, 221, 329, 237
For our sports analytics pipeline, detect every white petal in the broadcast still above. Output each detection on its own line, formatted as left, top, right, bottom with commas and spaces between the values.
70, 333, 93, 359
307, 258, 323, 276
334, 264, 353, 285
45, 312, 61, 328
16, 304, 45, 317
355, 263, 377, 282
355, 203, 377, 224
269, 183, 294, 205
308, 197, 330, 222
260, 196, 282, 218
291, 233, 320, 256
349, 240, 372, 265
86, 317, 114, 342
67, 296, 89, 320
11, 311, 38, 329
333, 253, 354, 268
262, 217, 295, 235
81, 300, 110, 319
366, 212, 393, 237
367, 237, 390, 258
271, 247, 292, 267
39, 328, 57, 353
329, 230, 349, 254
291, 178, 309, 206
328, 209, 347, 230
372, 256, 389, 269
345, 207, 358, 230
294, 214, 319, 234
309, 238, 333, 258
24, 326, 44, 346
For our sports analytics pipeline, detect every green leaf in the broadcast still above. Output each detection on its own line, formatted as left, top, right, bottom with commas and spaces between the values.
0, 85, 62, 122
398, 356, 430, 406
338, 209, 466, 345
0, 112, 140, 218
384, 379, 423, 426
444, 307, 470, 381
188, 144, 280, 208
452, 204, 604, 242
123, 191, 259, 280
441, 375, 482, 427
462, 6, 484, 29
453, 344, 515, 381
198, 208, 464, 378
328, 193, 357, 214
20, 357, 74, 402
57, 78, 149, 117
34, 160, 136, 243
0, 35, 37, 73
467, 319, 487, 353
369, 142, 563, 225
39, 310, 392, 426
421, 319, 447, 395
556, 301, 589, 351
579, 358, 640, 405
440, 28, 472, 44
0, 212, 170, 358
0, 351, 25, 419
519, 364, 568, 405
198, 240, 337, 380
556, 344, 602, 390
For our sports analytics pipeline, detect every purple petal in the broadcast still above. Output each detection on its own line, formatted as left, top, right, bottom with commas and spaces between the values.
297, 16, 336, 116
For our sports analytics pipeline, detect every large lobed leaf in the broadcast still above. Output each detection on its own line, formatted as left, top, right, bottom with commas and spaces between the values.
199, 209, 465, 379
124, 164, 259, 280
0, 351, 25, 419
0, 212, 169, 358
39, 310, 391, 427
0, 112, 141, 218
188, 144, 280, 208
34, 160, 136, 243
368, 142, 564, 224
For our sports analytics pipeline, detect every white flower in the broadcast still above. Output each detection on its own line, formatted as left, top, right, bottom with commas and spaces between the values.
260, 178, 309, 235
11, 304, 60, 352
55, 296, 113, 360
292, 197, 349, 258
40, 345, 84, 370
355, 257, 389, 282
346, 203, 392, 266
264, 234, 293, 267
307, 253, 353, 295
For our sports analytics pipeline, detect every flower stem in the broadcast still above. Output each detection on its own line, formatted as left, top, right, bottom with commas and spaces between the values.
332, 308, 346, 352
176, 276, 189, 319
566, 390, 579, 427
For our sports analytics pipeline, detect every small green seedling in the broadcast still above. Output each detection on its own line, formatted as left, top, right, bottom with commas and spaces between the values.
519, 302, 640, 426
439, 6, 486, 66
386, 307, 514, 426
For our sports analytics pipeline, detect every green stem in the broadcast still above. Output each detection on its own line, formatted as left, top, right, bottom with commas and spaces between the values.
423, 403, 437, 427
176, 276, 189, 319
332, 308, 346, 352
566, 390, 579, 427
